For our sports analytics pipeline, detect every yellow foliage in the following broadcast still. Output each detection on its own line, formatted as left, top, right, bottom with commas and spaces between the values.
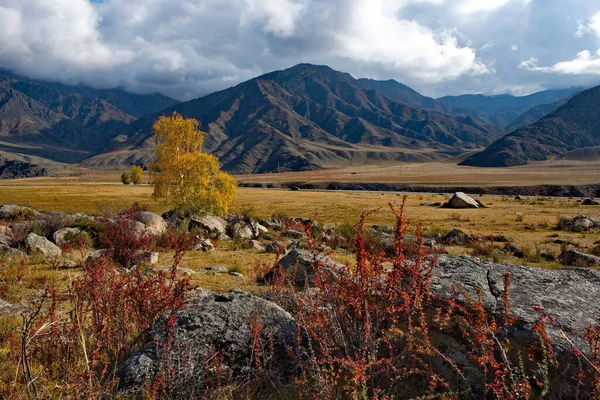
151, 112, 237, 216
131, 165, 144, 185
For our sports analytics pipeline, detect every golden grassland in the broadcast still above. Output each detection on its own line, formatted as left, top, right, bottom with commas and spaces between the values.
1, 165, 600, 393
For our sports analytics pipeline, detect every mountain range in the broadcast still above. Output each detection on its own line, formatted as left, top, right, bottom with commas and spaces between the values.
0, 69, 178, 163
84, 64, 504, 173
462, 85, 600, 167
0, 64, 593, 174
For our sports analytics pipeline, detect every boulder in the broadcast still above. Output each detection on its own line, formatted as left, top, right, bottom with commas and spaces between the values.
264, 249, 345, 286
202, 265, 228, 273
433, 255, 600, 351
0, 245, 26, 260
118, 289, 297, 395
137, 251, 160, 266
229, 271, 243, 277
442, 192, 480, 209
25, 233, 61, 259
581, 198, 599, 206
189, 213, 228, 237
229, 221, 253, 240
558, 250, 600, 267
136, 212, 168, 236
250, 240, 265, 251
284, 228, 305, 239
265, 241, 286, 254
193, 239, 214, 252
52, 227, 83, 247
503, 243, 520, 254
442, 229, 473, 245
558, 215, 599, 232
249, 220, 268, 237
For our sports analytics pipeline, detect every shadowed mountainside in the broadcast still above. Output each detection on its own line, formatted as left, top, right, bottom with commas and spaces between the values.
461, 85, 600, 167
86, 64, 504, 173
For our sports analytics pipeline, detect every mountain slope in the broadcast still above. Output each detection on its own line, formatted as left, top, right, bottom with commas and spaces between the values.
504, 94, 577, 132
86, 64, 504, 173
461, 85, 600, 167
438, 88, 581, 128
0, 71, 179, 163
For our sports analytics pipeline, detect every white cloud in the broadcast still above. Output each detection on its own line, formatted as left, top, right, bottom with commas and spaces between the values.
455, 0, 530, 15
244, 0, 306, 37
575, 12, 600, 37
520, 50, 600, 75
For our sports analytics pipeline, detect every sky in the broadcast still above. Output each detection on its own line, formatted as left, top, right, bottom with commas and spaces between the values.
1, 0, 600, 101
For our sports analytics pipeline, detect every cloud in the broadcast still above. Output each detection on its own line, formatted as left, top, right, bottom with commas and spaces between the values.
575, 12, 600, 37
0, 0, 598, 101
520, 50, 600, 75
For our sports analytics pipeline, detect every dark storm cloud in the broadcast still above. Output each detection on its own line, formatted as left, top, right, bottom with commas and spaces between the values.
0, 0, 599, 101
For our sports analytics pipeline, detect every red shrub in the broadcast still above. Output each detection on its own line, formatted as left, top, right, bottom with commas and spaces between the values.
98, 210, 150, 269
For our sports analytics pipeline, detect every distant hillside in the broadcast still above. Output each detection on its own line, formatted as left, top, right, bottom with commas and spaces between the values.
461, 85, 600, 167
357, 78, 580, 129
0, 70, 178, 163
438, 88, 581, 128
86, 64, 504, 173
504, 94, 578, 132
0, 155, 48, 179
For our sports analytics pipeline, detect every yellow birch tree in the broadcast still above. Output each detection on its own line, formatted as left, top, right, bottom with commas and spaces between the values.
151, 112, 236, 216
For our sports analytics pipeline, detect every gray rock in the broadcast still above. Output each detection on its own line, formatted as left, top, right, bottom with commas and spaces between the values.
0, 245, 25, 260
229, 221, 253, 240
284, 228, 305, 239
442, 192, 480, 209
229, 271, 243, 277
54, 259, 79, 269
264, 249, 345, 286
137, 251, 160, 266
581, 198, 600, 206
250, 240, 266, 251
503, 243, 520, 254
433, 255, 600, 350
265, 241, 286, 254
85, 249, 107, 263
558, 215, 600, 232
193, 238, 214, 252
442, 229, 473, 245
52, 227, 83, 246
118, 289, 297, 394
202, 265, 228, 273
558, 250, 600, 267
0, 299, 27, 316
25, 233, 61, 259
250, 220, 268, 238
136, 212, 168, 236
189, 213, 228, 236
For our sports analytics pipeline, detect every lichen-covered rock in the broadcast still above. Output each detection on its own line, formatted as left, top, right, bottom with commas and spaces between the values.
229, 221, 253, 240
558, 249, 600, 267
264, 249, 345, 286
265, 241, 286, 254
442, 192, 480, 209
25, 233, 61, 259
0, 299, 27, 316
118, 289, 297, 395
442, 228, 473, 245
0, 245, 25, 260
0, 225, 13, 239
52, 227, 83, 246
189, 213, 228, 237
136, 212, 168, 236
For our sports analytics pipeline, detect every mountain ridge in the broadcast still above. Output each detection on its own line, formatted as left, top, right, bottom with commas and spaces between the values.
86, 63, 504, 173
